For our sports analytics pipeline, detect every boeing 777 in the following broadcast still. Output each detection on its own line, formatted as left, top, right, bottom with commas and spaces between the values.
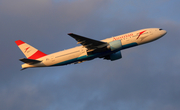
15, 28, 167, 70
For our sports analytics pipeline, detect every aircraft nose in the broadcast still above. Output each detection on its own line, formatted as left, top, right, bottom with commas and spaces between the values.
164, 30, 167, 35
159, 28, 167, 36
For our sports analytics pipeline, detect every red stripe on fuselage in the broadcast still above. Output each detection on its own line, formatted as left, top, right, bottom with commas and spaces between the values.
15, 40, 25, 46
28, 50, 47, 59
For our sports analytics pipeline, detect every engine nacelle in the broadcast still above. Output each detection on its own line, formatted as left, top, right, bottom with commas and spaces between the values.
107, 40, 122, 52
109, 51, 122, 61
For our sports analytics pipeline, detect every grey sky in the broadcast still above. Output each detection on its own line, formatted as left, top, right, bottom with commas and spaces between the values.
0, 0, 180, 110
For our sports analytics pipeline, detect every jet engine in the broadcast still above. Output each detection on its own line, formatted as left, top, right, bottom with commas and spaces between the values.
107, 40, 122, 51
103, 51, 122, 61
109, 51, 122, 61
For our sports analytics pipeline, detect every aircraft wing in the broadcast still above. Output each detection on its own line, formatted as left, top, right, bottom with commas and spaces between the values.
68, 33, 108, 52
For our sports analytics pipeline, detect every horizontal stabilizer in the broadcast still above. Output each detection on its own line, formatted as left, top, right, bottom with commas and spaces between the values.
19, 58, 41, 65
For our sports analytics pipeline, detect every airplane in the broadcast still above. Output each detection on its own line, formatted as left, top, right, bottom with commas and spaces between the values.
15, 28, 167, 70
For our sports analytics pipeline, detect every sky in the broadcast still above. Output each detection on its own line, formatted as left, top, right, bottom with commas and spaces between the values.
0, 0, 180, 110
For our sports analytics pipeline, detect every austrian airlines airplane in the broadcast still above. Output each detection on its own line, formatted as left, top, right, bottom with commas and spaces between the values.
15, 28, 166, 70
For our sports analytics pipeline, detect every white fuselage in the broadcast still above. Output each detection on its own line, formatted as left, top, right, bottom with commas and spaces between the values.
21, 28, 166, 69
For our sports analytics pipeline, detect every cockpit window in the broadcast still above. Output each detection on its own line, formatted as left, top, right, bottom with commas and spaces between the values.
159, 28, 163, 30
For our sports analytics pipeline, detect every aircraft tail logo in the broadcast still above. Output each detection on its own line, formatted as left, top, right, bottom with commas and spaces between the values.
25, 47, 30, 53
15, 40, 47, 59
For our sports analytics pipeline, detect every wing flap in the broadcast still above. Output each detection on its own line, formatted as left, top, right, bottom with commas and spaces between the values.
19, 58, 41, 65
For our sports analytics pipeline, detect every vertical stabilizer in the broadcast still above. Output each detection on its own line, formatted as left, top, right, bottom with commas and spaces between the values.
15, 40, 47, 59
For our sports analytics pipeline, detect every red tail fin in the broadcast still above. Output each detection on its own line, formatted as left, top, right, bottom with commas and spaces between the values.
15, 40, 47, 59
